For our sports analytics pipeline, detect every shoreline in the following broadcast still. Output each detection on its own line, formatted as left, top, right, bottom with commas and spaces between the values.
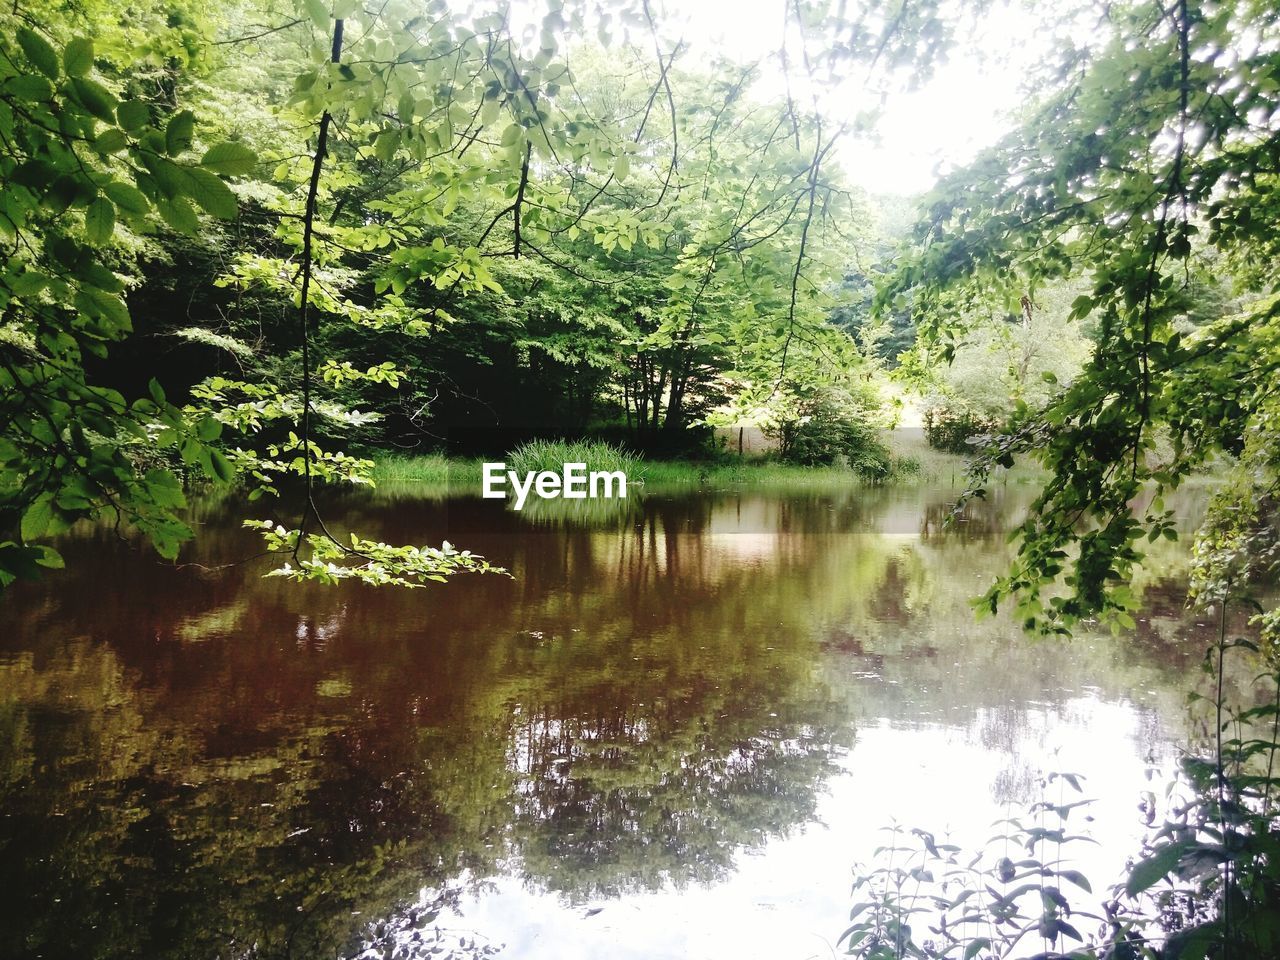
367, 441, 1033, 491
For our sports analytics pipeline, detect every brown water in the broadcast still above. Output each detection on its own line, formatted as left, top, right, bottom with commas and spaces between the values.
0, 483, 1230, 960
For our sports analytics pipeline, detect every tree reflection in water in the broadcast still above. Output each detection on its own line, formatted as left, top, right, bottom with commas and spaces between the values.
0, 485, 1237, 959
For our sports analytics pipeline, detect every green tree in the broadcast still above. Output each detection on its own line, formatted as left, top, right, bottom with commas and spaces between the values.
0, 6, 247, 585
1, 0, 971, 587
882, 0, 1280, 635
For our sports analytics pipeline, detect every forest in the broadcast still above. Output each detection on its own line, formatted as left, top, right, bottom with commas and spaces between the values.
4, 0, 1280, 958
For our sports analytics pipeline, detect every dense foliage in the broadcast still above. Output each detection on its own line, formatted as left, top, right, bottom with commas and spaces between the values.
10, 0, 1280, 957
883, 0, 1280, 638
866, 5, 1280, 952
0, 10, 241, 585
0, 0, 962, 587
765, 379, 892, 471
0, 0, 962, 586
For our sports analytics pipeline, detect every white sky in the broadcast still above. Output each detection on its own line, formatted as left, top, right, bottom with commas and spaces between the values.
424, 695, 1170, 960
661, 0, 1054, 196
504, 0, 1076, 195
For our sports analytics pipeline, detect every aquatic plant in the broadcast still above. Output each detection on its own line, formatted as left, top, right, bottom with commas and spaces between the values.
841, 627, 1280, 959
505, 439, 640, 478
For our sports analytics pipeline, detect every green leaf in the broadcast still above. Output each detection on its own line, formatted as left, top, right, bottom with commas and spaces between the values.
210, 450, 236, 483
35, 546, 65, 569
0, 544, 53, 584
500, 122, 523, 147
21, 497, 54, 541
963, 939, 990, 960
117, 99, 151, 132
104, 181, 149, 215
17, 28, 59, 79
156, 195, 199, 234
63, 37, 94, 77
48, 236, 83, 271
304, 0, 329, 27
84, 196, 115, 245
10, 270, 48, 296
70, 77, 119, 123
145, 156, 191, 199
196, 417, 222, 441
148, 519, 189, 560
200, 141, 256, 176
75, 288, 131, 332
1126, 842, 1189, 898
165, 109, 196, 156
46, 173, 91, 211
185, 168, 238, 219
374, 129, 397, 163
1057, 869, 1092, 893
82, 261, 123, 292
613, 153, 630, 181
6, 75, 54, 102
144, 469, 186, 509
93, 129, 129, 155
1163, 925, 1217, 960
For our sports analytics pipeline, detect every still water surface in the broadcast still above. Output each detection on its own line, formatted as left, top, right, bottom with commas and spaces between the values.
1, 484, 1230, 959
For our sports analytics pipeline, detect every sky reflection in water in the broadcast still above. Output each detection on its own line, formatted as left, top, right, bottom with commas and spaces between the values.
0, 483, 1235, 960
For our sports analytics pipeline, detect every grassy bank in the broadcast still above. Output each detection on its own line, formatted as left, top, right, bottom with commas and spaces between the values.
369, 453, 884, 489
368, 432, 1032, 491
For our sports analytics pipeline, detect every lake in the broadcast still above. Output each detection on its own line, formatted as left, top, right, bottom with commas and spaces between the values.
0, 482, 1235, 960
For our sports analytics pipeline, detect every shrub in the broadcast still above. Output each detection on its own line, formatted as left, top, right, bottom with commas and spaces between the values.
767, 386, 892, 477
922, 404, 1000, 455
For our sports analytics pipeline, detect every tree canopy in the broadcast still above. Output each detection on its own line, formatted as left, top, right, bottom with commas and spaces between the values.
7, 0, 1280, 637
0, 0, 961, 588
